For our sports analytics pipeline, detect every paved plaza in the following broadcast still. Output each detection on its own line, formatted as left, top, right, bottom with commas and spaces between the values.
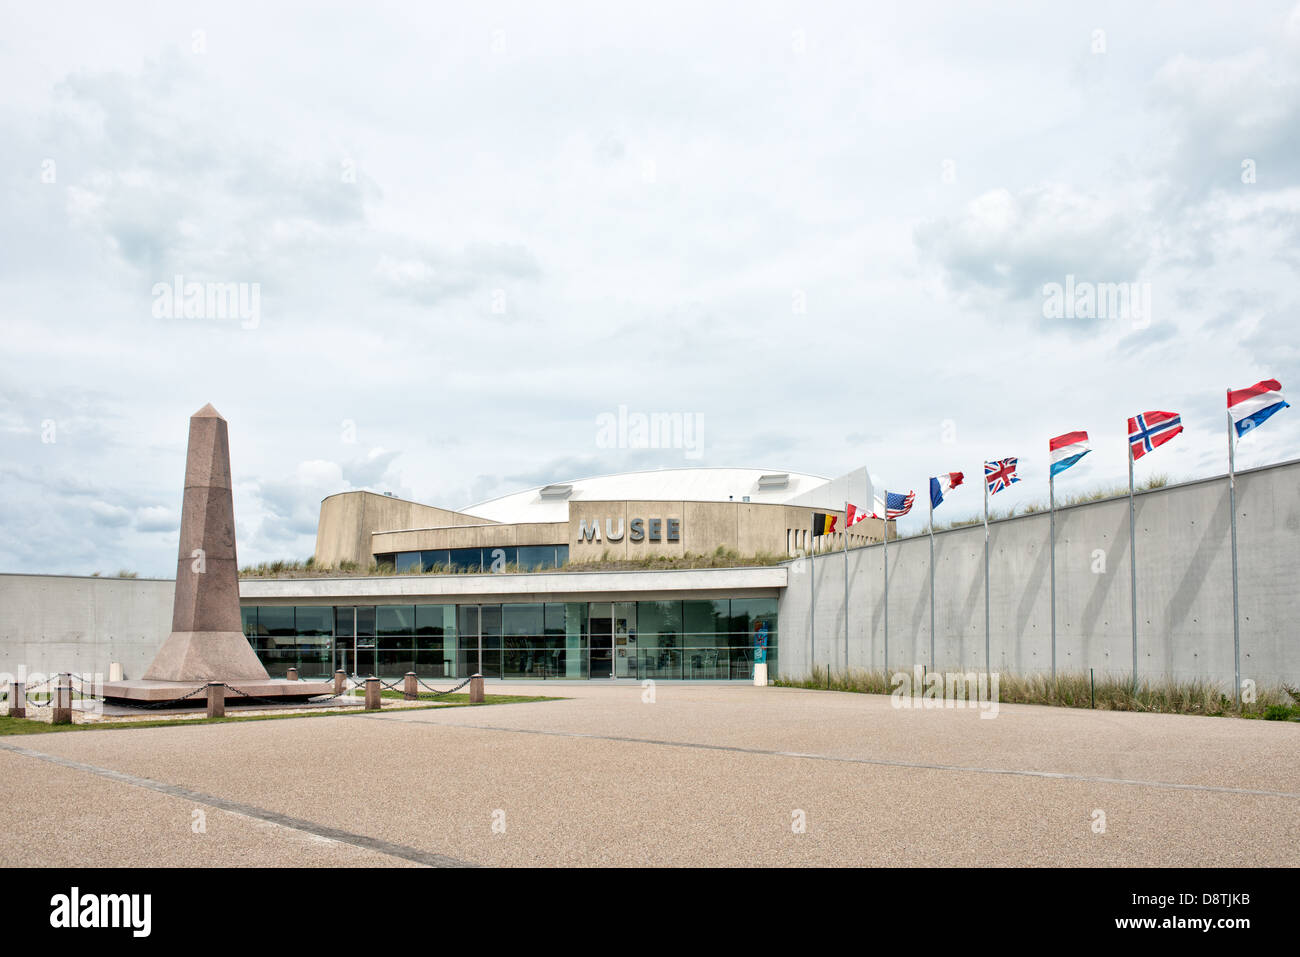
2, 682, 1297, 867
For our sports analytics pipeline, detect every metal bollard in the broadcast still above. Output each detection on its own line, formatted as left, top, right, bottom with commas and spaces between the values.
10, 680, 25, 719
334, 670, 346, 695
287, 667, 299, 682
364, 677, 381, 711
404, 672, 417, 701
206, 682, 226, 718
52, 674, 73, 725
469, 673, 485, 704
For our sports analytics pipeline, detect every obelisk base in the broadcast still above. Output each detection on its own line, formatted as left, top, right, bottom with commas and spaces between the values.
142, 630, 270, 682
100, 677, 334, 704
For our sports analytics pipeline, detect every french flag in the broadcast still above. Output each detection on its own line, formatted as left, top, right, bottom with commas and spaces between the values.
1048, 431, 1090, 477
929, 471, 964, 509
1228, 379, 1288, 438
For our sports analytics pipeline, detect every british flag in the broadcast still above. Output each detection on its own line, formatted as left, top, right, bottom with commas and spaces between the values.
1127, 411, 1182, 460
984, 457, 1019, 495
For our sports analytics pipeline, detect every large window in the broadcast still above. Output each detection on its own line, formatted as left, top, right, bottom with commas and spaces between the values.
239, 596, 775, 680
384, 546, 570, 573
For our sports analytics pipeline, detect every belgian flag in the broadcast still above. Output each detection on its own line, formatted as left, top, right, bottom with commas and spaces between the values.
811, 512, 837, 536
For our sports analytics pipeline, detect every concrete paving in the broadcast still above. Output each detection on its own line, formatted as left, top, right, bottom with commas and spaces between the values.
1, 681, 1297, 867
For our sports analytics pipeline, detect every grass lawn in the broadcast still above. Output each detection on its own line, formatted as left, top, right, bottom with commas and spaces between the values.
0, 692, 561, 736
349, 689, 553, 703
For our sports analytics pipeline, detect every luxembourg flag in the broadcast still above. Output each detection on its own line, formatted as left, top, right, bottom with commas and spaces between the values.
929, 471, 964, 509
1048, 431, 1090, 477
1228, 379, 1288, 438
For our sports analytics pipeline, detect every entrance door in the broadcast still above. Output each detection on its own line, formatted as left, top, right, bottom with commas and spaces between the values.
457, 605, 482, 677
588, 603, 613, 678
355, 637, 377, 677
613, 601, 636, 677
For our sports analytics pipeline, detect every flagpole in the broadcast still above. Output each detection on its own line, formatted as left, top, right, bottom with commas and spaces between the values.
1049, 467, 1057, 681
843, 501, 849, 673
928, 485, 935, 673
983, 473, 990, 676
882, 488, 889, 674
1228, 398, 1241, 707
809, 529, 815, 680
1128, 439, 1138, 695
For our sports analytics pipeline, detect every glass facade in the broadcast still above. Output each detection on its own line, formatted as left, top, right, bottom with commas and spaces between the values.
374, 546, 569, 573
239, 597, 776, 680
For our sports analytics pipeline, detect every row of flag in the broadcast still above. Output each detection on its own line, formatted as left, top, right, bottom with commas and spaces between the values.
810, 378, 1289, 536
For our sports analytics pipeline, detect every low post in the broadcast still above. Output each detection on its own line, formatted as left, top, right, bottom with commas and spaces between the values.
469, 673, 485, 704
404, 672, 417, 701
334, 670, 346, 695
364, 676, 381, 711
52, 674, 73, 725
10, 681, 24, 719
206, 681, 226, 718
286, 667, 299, 682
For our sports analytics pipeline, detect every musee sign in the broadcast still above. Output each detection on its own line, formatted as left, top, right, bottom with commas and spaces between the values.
576, 517, 681, 544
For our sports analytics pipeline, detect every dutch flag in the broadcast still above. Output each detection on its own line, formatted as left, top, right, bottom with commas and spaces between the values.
1228, 379, 1289, 438
1048, 431, 1090, 477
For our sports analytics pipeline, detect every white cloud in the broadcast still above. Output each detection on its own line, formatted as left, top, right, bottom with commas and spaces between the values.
0, 1, 1298, 572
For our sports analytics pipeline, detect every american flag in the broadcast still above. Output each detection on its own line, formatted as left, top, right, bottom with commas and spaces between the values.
1127, 411, 1182, 460
885, 490, 915, 518
984, 457, 1020, 495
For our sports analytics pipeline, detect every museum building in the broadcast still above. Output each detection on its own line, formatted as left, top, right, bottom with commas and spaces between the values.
239, 467, 880, 681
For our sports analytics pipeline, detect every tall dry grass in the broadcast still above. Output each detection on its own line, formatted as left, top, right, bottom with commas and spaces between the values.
778, 666, 1300, 718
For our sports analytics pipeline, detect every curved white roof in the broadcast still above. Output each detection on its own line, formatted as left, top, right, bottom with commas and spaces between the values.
463, 467, 835, 524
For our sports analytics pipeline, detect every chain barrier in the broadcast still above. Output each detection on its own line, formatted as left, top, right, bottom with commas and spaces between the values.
415, 675, 474, 697
118, 684, 213, 710
366, 674, 476, 697
11, 673, 470, 716
221, 684, 301, 708
306, 680, 366, 704
70, 678, 107, 701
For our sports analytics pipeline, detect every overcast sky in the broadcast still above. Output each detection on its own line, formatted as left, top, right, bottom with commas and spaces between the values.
2, 1, 1298, 577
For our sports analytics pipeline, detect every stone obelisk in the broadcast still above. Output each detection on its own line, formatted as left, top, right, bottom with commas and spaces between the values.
143, 404, 269, 681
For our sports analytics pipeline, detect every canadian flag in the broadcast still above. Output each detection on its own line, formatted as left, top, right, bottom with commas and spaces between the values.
845, 502, 871, 527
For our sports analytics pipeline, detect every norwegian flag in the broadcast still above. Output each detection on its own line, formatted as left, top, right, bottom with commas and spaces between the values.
984, 457, 1019, 495
1128, 411, 1182, 460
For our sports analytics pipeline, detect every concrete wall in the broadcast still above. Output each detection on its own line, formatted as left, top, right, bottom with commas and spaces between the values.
0, 574, 174, 680
778, 459, 1300, 690
314, 491, 495, 566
